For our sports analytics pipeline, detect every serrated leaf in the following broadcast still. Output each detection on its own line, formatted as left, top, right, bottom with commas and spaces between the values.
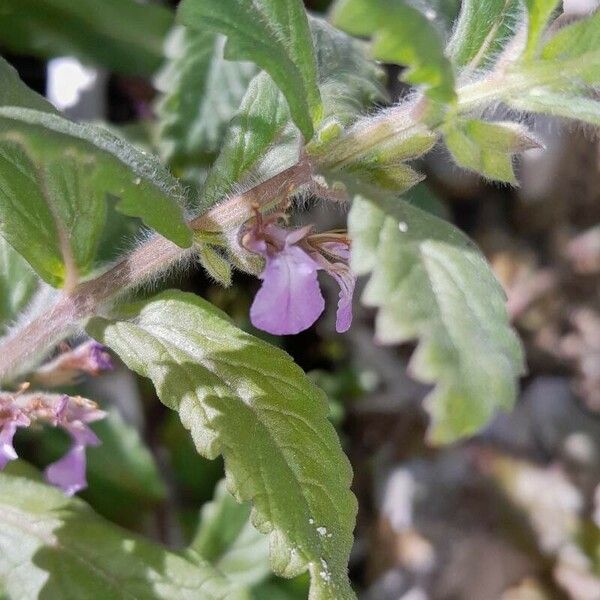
191, 479, 270, 587
0, 471, 247, 600
0, 107, 191, 286
0, 237, 38, 333
349, 196, 524, 443
444, 120, 540, 184
178, 0, 321, 140
331, 0, 456, 104
447, 0, 522, 70
523, 0, 561, 59
0, 0, 172, 77
508, 90, 600, 125
200, 72, 300, 211
0, 57, 56, 113
198, 244, 233, 287
88, 290, 357, 600
155, 27, 258, 168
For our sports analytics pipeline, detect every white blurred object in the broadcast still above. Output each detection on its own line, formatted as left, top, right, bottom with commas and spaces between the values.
563, 0, 600, 14
46, 57, 106, 119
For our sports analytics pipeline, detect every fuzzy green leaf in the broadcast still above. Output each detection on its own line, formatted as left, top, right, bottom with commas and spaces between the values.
192, 479, 270, 588
331, 0, 456, 103
178, 0, 322, 140
444, 120, 540, 184
0, 0, 172, 76
0, 107, 191, 286
197, 244, 233, 287
0, 471, 247, 599
0, 237, 38, 333
0, 57, 56, 113
523, 0, 561, 59
155, 27, 258, 168
349, 196, 524, 444
447, 0, 521, 69
88, 290, 357, 600
508, 90, 600, 126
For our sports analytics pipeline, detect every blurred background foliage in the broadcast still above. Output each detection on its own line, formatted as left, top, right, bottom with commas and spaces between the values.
1, 0, 598, 598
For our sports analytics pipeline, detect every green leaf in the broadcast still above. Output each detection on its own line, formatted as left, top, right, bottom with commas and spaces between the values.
331, 0, 456, 104
0, 107, 191, 286
540, 9, 600, 84
443, 120, 540, 184
0, 471, 248, 599
191, 479, 270, 588
523, 0, 560, 59
348, 196, 524, 443
508, 90, 600, 126
0, 57, 56, 113
447, 0, 521, 69
310, 17, 387, 127
197, 244, 233, 287
88, 290, 357, 600
0, 0, 173, 77
177, 0, 322, 140
155, 27, 258, 168
200, 72, 300, 211
0, 236, 38, 333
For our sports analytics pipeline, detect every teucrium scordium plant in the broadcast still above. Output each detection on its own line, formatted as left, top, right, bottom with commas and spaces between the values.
0, 0, 598, 597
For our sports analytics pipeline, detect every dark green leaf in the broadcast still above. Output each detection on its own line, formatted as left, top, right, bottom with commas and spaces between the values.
88, 290, 357, 600
0, 471, 247, 599
178, 0, 322, 140
349, 196, 524, 443
0, 57, 56, 113
155, 27, 258, 168
331, 0, 456, 104
0, 0, 173, 76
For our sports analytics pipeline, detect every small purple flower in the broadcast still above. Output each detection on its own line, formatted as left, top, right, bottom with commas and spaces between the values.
243, 220, 355, 335
0, 401, 29, 469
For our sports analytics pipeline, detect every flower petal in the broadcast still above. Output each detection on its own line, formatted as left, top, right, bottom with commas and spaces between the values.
0, 422, 19, 469
251, 246, 325, 335
44, 444, 88, 496
332, 269, 356, 334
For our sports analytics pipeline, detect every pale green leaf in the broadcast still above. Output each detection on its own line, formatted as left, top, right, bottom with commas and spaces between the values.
191, 479, 270, 588
0, 471, 247, 600
331, 0, 456, 103
523, 0, 561, 59
0, 237, 38, 333
0, 0, 172, 76
177, 0, 322, 140
349, 196, 524, 443
508, 90, 600, 125
0, 107, 191, 286
200, 72, 300, 211
155, 27, 258, 168
0, 57, 56, 113
447, 0, 522, 69
88, 290, 357, 600
444, 120, 540, 184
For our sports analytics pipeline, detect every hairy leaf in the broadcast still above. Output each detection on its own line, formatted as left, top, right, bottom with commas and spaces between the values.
444, 119, 540, 184
0, 107, 191, 286
88, 290, 357, 600
331, 0, 456, 103
0, 237, 38, 333
155, 27, 258, 168
447, 0, 522, 70
0, 471, 247, 599
178, 0, 322, 140
192, 479, 270, 588
197, 244, 233, 287
523, 0, 561, 59
508, 90, 600, 126
0, 0, 172, 76
349, 196, 524, 443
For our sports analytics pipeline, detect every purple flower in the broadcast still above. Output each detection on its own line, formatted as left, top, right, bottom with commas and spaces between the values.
243, 221, 355, 335
0, 401, 29, 469
44, 395, 104, 496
